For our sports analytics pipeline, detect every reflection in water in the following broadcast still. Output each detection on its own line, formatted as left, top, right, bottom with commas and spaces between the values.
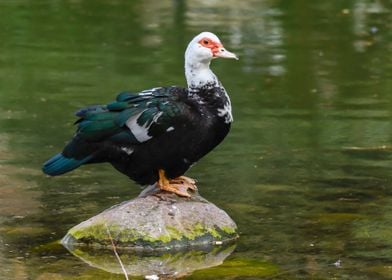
0, 133, 42, 280
0, 136, 41, 218
0, 0, 391, 279
353, 0, 387, 52
64, 243, 236, 278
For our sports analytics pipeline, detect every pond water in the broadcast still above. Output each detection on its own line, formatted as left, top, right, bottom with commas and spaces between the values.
1, 0, 391, 279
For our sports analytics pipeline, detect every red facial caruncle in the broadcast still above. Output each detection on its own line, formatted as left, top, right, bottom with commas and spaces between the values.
198, 37, 223, 57
198, 37, 238, 60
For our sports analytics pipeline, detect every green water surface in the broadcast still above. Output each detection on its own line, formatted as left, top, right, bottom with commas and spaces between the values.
0, 0, 391, 279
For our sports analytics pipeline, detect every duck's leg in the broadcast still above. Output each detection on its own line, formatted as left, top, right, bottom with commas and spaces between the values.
157, 169, 195, 197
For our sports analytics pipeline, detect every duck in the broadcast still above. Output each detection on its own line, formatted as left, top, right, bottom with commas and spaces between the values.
42, 32, 238, 197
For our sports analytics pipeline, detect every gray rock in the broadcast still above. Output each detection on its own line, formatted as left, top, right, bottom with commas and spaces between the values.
61, 185, 238, 250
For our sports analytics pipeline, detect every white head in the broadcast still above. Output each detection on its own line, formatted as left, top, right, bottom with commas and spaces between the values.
185, 32, 238, 89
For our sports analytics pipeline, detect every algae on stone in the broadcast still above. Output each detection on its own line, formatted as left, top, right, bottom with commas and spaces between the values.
62, 185, 238, 250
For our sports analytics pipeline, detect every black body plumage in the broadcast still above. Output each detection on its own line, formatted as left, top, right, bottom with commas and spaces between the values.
43, 85, 231, 185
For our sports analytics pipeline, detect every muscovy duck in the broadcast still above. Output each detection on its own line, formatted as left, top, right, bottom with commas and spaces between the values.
43, 32, 238, 197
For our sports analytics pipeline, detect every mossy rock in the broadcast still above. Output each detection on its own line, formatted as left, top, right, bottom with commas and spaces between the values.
61, 185, 238, 250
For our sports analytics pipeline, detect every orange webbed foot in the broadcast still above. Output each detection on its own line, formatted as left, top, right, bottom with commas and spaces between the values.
170, 175, 197, 191
157, 170, 197, 198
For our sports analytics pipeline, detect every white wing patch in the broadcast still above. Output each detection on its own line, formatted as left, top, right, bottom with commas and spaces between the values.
125, 110, 163, 142
139, 87, 162, 96
120, 146, 134, 155
126, 111, 152, 142
166, 126, 175, 132
217, 101, 233, 123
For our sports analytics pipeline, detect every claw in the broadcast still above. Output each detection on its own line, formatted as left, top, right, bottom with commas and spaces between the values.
177, 175, 197, 185
170, 176, 197, 191
157, 170, 197, 197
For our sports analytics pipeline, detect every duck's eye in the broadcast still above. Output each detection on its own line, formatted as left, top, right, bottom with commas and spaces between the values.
198, 38, 212, 47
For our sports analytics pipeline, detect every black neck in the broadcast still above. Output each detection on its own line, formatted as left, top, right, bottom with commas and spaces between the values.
188, 82, 228, 105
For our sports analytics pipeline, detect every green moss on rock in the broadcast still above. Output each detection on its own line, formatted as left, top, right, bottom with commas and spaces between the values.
62, 186, 238, 250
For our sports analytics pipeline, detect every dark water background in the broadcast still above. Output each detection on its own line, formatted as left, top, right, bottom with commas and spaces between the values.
0, 0, 391, 279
